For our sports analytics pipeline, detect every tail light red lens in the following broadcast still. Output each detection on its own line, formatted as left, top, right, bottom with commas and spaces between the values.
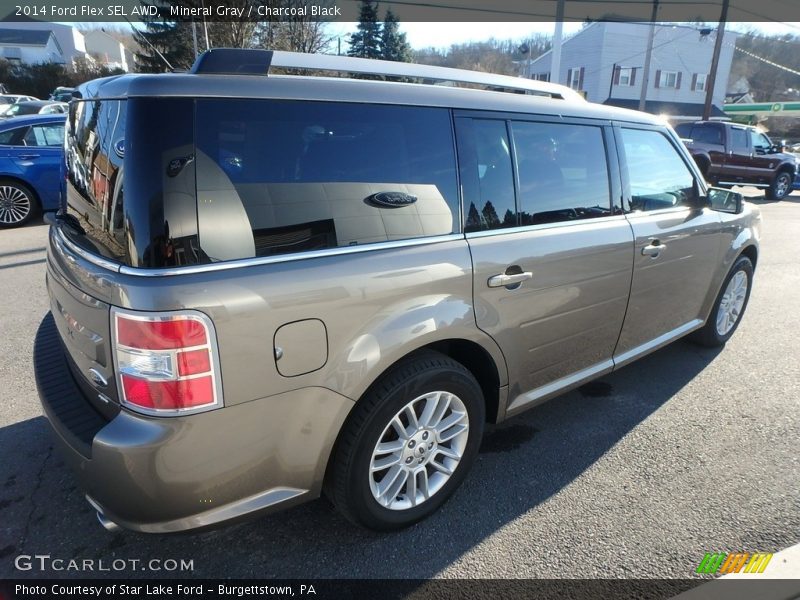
113, 309, 222, 416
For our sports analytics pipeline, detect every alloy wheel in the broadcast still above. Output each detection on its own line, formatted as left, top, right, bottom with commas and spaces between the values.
369, 391, 469, 511
0, 185, 32, 225
716, 270, 748, 336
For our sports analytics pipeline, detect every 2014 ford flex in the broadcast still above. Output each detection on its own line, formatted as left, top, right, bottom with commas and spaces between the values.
35, 49, 760, 533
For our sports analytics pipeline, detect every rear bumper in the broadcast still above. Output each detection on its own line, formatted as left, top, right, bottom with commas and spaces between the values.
34, 313, 354, 533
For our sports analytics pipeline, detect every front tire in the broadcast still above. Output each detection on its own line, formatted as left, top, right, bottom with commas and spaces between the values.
0, 180, 38, 228
691, 256, 753, 347
328, 351, 485, 531
765, 171, 791, 200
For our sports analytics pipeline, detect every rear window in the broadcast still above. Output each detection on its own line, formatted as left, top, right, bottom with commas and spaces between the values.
62, 97, 459, 269
194, 99, 459, 262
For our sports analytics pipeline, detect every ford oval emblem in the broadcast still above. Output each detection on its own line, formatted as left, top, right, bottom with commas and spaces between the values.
365, 191, 418, 209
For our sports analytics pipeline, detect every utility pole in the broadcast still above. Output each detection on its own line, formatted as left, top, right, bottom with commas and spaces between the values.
638, 0, 659, 112
703, 0, 730, 120
550, 0, 564, 84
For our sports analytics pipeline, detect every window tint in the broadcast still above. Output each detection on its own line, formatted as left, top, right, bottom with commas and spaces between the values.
0, 126, 26, 145
458, 119, 516, 232
513, 121, 611, 224
730, 128, 749, 153
195, 100, 458, 262
690, 124, 722, 145
23, 123, 64, 146
621, 128, 696, 211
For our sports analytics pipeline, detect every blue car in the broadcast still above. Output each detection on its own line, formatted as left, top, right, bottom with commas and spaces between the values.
0, 113, 65, 228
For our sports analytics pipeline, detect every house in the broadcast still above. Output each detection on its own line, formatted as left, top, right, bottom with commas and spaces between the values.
0, 18, 87, 69
83, 29, 134, 72
0, 28, 64, 66
527, 22, 737, 120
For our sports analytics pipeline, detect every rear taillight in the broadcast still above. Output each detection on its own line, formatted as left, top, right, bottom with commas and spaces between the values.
112, 309, 223, 416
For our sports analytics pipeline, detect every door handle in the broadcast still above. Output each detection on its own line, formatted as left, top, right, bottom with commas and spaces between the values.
642, 241, 666, 257
487, 271, 533, 288
18, 154, 40, 160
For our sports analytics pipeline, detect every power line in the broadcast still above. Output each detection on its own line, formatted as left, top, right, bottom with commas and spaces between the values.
728, 42, 800, 76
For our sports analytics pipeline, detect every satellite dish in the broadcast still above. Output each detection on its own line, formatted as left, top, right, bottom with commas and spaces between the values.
518, 43, 530, 55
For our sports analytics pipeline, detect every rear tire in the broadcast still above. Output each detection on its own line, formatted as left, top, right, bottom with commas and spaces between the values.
328, 351, 485, 531
765, 171, 791, 200
0, 179, 38, 228
691, 256, 753, 347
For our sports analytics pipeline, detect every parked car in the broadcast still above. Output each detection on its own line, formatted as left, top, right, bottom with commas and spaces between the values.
0, 94, 39, 116
0, 113, 65, 227
36, 49, 760, 535
50, 86, 76, 103
1, 100, 68, 119
674, 120, 796, 200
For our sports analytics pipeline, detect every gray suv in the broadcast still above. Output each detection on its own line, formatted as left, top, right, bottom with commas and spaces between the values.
36, 49, 760, 533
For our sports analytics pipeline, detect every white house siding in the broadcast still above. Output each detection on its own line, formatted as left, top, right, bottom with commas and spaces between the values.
528, 22, 736, 109
84, 30, 130, 71
0, 36, 62, 64
0, 21, 86, 69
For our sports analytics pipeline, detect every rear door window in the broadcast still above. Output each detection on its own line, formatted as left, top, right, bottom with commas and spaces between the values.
194, 99, 459, 262
729, 128, 749, 154
512, 121, 612, 224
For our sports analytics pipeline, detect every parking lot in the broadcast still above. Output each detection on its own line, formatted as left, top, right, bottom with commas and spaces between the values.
1, 191, 798, 580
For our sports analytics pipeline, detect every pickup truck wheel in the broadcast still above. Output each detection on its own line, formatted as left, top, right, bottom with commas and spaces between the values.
691, 256, 753, 347
765, 171, 791, 200
328, 351, 484, 530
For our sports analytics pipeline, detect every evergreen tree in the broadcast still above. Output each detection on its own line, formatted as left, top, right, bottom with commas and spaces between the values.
380, 9, 411, 62
133, 1, 196, 72
347, 0, 382, 59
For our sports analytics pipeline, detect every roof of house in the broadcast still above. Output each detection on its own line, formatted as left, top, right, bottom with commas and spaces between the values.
604, 98, 727, 118
0, 28, 52, 46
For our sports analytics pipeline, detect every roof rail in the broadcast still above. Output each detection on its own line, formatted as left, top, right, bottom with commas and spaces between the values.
189, 48, 585, 102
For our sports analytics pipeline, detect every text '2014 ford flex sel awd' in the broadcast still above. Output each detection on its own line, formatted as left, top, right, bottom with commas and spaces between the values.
35, 49, 761, 533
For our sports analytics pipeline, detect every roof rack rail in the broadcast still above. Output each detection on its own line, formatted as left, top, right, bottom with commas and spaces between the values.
189, 48, 585, 102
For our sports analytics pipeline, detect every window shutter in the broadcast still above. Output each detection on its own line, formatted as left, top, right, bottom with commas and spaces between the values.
676, 72, 682, 89
578, 67, 585, 90
613, 66, 620, 85
630, 68, 636, 86
567, 68, 573, 87
655, 69, 661, 88
691, 73, 697, 91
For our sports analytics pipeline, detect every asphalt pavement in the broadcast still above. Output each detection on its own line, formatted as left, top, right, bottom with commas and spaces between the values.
1, 190, 798, 580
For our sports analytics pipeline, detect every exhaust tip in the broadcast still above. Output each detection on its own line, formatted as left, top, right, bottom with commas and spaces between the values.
96, 511, 121, 532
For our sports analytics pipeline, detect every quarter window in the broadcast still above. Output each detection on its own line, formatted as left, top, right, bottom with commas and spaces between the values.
0, 126, 26, 145
195, 100, 459, 262
621, 128, 696, 212
513, 121, 612, 224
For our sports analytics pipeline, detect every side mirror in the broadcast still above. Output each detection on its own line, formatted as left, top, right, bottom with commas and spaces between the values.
706, 187, 743, 214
